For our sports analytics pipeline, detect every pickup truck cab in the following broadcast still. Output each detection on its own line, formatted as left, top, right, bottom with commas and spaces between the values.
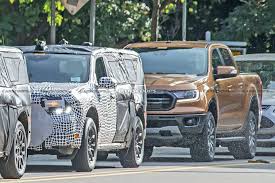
126, 41, 262, 161
20, 42, 146, 171
0, 47, 31, 179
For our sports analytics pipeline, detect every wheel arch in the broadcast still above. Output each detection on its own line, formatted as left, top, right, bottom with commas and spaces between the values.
208, 98, 218, 125
248, 95, 260, 129
18, 110, 30, 141
136, 104, 146, 128
86, 106, 99, 132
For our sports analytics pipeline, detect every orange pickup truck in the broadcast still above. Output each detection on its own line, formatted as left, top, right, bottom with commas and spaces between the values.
126, 41, 262, 161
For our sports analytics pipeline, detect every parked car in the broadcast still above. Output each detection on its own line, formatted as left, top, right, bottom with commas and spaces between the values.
235, 53, 275, 147
19, 42, 146, 171
0, 47, 31, 179
126, 41, 262, 161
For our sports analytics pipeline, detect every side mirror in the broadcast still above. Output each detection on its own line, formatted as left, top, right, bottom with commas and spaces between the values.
215, 66, 238, 79
99, 77, 117, 88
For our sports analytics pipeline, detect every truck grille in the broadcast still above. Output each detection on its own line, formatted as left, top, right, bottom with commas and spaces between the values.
147, 92, 175, 111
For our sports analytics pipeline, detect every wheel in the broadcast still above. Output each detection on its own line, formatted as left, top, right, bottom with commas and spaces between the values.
228, 111, 257, 159
97, 152, 108, 161
119, 117, 145, 168
190, 112, 216, 162
0, 121, 28, 179
143, 146, 154, 161
72, 118, 98, 172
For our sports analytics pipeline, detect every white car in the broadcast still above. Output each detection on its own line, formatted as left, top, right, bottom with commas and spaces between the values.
235, 54, 275, 147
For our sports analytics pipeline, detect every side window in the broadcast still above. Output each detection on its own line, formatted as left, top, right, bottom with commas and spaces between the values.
212, 49, 224, 70
105, 54, 129, 83
4, 57, 20, 82
2, 53, 28, 84
220, 48, 235, 67
122, 57, 137, 83
95, 57, 107, 83
0, 56, 8, 87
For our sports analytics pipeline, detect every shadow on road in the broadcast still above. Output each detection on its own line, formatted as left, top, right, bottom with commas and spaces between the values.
26, 165, 116, 173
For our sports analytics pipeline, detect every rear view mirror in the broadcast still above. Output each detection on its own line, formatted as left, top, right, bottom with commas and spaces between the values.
99, 77, 117, 88
215, 66, 238, 79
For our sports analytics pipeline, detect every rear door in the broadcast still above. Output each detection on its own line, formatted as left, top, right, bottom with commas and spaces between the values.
219, 48, 245, 128
105, 53, 133, 142
214, 48, 244, 131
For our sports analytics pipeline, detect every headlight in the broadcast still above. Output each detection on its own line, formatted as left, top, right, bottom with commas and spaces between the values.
173, 90, 199, 100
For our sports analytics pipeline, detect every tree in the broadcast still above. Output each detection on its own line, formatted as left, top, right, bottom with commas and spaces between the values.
214, 0, 275, 52
0, 0, 151, 47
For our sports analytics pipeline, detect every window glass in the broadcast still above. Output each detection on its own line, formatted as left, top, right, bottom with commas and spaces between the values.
212, 49, 224, 69
105, 54, 128, 83
0, 57, 7, 87
123, 58, 137, 82
95, 57, 107, 83
25, 54, 90, 83
138, 48, 208, 75
220, 48, 235, 66
4, 57, 20, 82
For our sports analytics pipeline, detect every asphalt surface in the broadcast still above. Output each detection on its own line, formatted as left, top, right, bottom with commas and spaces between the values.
1, 147, 275, 183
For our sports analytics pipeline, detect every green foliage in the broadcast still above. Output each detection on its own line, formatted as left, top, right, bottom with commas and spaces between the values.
214, 0, 275, 52
59, 0, 151, 46
0, 0, 151, 46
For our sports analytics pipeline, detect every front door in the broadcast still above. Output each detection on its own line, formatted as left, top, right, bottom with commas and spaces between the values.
95, 56, 117, 145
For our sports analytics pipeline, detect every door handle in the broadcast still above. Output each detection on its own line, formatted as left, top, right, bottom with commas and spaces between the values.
227, 85, 233, 92
238, 82, 244, 88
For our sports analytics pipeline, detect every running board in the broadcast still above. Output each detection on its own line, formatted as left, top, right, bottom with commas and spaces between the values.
216, 137, 246, 144
98, 143, 127, 151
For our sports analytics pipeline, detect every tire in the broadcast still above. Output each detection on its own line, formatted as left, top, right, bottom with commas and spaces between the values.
143, 146, 154, 161
190, 112, 216, 162
119, 117, 145, 168
72, 118, 98, 172
97, 152, 108, 161
228, 111, 257, 159
0, 121, 28, 179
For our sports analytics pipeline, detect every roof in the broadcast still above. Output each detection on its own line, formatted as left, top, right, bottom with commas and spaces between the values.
125, 41, 210, 49
18, 45, 102, 55
234, 53, 275, 62
0, 46, 22, 53
17, 44, 139, 57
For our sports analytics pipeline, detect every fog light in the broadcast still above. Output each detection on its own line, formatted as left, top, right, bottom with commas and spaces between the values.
184, 118, 197, 126
74, 133, 80, 139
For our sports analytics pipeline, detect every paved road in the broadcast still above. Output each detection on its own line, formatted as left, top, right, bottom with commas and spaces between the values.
1, 147, 275, 183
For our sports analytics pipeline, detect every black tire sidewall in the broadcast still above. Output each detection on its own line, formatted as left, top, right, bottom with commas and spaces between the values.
0, 121, 27, 179
190, 112, 216, 161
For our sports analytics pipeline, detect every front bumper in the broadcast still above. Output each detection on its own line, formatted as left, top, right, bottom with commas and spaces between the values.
145, 113, 207, 147
29, 104, 84, 151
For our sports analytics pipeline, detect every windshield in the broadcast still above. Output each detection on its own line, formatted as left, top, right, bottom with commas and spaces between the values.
25, 54, 90, 83
138, 48, 208, 75
237, 60, 275, 89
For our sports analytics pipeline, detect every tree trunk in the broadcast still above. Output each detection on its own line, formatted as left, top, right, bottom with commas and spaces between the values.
151, 0, 160, 41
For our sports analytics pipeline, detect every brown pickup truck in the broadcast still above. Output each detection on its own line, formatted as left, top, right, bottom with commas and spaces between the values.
126, 41, 262, 161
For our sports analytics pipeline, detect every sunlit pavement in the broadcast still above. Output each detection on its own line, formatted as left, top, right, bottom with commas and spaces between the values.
1, 147, 275, 183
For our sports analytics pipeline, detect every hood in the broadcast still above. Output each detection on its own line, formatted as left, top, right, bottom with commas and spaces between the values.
30, 82, 87, 94
145, 74, 206, 90
263, 89, 275, 106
